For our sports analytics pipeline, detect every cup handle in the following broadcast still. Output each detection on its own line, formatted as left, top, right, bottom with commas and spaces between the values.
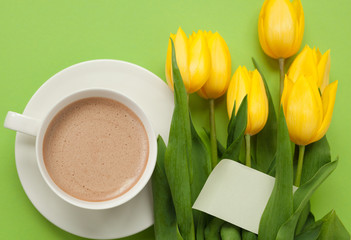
4, 111, 41, 137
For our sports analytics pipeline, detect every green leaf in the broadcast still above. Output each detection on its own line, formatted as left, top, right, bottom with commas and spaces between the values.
266, 155, 276, 176
252, 58, 277, 174
295, 202, 311, 235
196, 212, 208, 240
258, 108, 293, 240
300, 136, 331, 185
295, 212, 322, 240
204, 217, 225, 240
152, 136, 183, 240
295, 224, 322, 240
222, 96, 248, 162
190, 115, 211, 204
198, 128, 212, 161
220, 223, 242, 240
204, 128, 226, 159
217, 139, 226, 159
294, 135, 331, 237
296, 210, 351, 240
226, 99, 247, 148
227, 101, 237, 148
164, 39, 195, 240
275, 160, 338, 240
318, 210, 350, 240
242, 230, 257, 240
189, 115, 211, 239
302, 212, 316, 232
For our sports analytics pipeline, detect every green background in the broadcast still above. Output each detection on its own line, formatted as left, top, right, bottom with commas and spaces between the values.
1, 0, 350, 239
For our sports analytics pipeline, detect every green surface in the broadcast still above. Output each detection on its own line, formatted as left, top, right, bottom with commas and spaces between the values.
0, 0, 350, 239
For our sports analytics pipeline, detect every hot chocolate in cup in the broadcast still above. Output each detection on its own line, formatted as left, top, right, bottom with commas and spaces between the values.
4, 88, 157, 210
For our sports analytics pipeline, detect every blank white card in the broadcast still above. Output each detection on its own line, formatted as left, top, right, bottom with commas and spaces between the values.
193, 159, 296, 234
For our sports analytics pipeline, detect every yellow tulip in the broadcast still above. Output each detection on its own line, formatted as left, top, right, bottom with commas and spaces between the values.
227, 66, 269, 136
281, 75, 338, 146
258, 0, 304, 59
165, 27, 211, 93
198, 31, 231, 99
288, 45, 331, 93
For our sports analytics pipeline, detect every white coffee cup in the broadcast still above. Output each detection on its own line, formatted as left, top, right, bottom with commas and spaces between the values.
4, 88, 157, 210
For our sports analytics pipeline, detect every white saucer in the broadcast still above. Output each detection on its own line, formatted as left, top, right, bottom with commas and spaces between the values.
15, 60, 174, 239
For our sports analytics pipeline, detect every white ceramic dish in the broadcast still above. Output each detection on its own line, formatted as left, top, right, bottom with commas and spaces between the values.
14, 59, 174, 239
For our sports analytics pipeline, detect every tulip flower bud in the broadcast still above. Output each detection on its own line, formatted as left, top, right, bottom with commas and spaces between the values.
258, 0, 304, 59
165, 27, 211, 93
227, 66, 269, 136
281, 75, 338, 146
288, 45, 331, 93
198, 31, 232, 99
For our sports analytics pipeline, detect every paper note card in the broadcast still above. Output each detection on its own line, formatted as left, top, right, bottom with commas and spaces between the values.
193, 159, 294, 234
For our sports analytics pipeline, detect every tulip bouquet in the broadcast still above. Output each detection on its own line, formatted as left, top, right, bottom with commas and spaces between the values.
152, 0, 350, 239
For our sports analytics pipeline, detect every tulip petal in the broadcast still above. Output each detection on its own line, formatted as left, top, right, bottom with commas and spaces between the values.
246, 70, 269, 135
226, 70, 237, 119
318, 50, 331, 93
188, 30, 211, 93
227, 66, 249, 118
165, 35, 174, 91
264, 0, 298, 59
310, 80, 338, 144
313, 47, 322, 62
289, 19, 300, 58
238, 66, 251, 112
199, 32, 231, 99
285, 75, 323, 145
287, 45, 319, 83
226, 80, 235, 119
281, 75, 294, 114
289, 0, 304, 56
258, 0, 277, 58
206, 30, 215, 46
307, 74, 324, 117
174, 27, 191, 92
197, 87, 208, 99
189, 31, 196, 44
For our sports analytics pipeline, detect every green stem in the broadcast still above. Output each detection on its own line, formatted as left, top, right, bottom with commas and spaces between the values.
295, 145, 306, 187
279, 58, 285, 100
209, 99, 218, 169
245, 134, 251, 167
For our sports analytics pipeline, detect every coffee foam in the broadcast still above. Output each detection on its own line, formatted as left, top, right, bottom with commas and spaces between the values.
43, 97, 149, 202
